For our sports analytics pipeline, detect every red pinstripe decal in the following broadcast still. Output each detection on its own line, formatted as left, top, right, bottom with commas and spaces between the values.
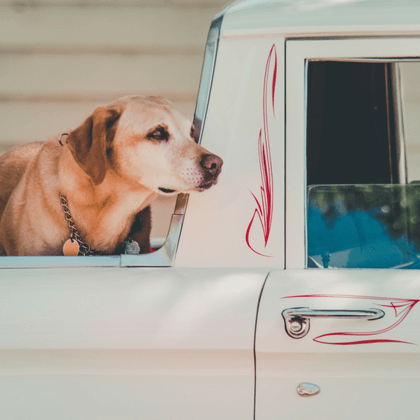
246, 45, 277, 257
283, 294, 419, 345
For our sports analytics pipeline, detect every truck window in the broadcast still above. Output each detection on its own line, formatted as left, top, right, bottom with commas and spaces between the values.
306, 61, 420, 269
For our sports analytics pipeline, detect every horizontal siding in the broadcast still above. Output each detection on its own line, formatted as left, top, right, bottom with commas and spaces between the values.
0, 1, 223, 238
0, 6, 220, 50
0, 0, 228, 6
0, 100, 196, 150
0, 54, 203, 95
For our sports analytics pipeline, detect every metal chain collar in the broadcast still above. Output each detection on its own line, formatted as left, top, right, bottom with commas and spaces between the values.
57, 136, 95, 256
58, 130, 139, 256
59, 194, 97, 256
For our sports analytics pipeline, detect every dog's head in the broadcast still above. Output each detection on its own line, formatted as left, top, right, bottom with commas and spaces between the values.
66, 96, 223, 195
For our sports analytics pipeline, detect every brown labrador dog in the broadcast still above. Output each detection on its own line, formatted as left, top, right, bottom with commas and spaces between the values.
0, 96, 223, 256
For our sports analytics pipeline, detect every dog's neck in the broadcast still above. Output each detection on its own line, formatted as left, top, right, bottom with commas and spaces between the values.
58, 148, 157, 252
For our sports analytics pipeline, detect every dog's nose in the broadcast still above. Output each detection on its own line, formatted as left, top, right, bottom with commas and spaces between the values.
200, 154, 223, 176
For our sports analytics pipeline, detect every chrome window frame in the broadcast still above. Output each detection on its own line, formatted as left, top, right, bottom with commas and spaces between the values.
0, 6, 229, 268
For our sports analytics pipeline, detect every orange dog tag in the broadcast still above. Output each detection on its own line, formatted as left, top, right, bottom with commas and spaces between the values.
63, 239, 80, 256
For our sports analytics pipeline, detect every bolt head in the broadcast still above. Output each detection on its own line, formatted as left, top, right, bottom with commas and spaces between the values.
290, 321, 302, 333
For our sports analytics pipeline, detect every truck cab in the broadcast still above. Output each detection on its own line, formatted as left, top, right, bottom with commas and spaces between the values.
2, 0, 420, 419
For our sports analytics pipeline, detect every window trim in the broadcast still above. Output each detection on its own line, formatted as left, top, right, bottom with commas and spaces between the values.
0, 7, 229, 268
285, 37, 420, 269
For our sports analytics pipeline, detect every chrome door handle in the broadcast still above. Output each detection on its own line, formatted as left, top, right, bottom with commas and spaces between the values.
282, 307, 385, 339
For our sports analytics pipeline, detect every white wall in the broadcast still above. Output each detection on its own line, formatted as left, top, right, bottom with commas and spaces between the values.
0, 0, 227, 237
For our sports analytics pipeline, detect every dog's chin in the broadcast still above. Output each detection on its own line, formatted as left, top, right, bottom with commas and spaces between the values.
158, 178, 218, 194
195, 180, 217, 192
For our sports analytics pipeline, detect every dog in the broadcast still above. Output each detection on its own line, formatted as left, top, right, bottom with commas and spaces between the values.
0, 96, 223, 256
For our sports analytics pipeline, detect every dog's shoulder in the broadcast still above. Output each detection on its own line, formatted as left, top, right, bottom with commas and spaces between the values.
0, 141, 45, 170
0, 139, 60, 193
0, 142, 46, 217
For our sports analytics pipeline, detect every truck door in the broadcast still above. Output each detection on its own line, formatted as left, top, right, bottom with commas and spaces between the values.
255, 38, 420, 419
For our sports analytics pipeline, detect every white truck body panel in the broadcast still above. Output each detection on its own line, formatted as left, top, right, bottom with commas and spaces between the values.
0, 267, 268, 419
256, 269, 420, 419
177, 36, 284, 268
223, 0, 420, 37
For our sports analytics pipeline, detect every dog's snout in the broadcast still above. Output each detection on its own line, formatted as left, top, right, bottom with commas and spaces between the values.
200, 154, 223, 176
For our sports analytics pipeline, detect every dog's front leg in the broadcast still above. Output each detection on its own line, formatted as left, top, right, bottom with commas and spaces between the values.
128, 206, 152, 254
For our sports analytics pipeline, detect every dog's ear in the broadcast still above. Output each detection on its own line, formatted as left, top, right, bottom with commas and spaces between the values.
66, 106, 121, 185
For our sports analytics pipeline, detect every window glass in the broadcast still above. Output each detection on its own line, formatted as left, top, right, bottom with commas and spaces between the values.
308, 184, 420, 269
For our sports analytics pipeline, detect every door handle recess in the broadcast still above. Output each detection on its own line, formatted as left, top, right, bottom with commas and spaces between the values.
282, 307, 385, 339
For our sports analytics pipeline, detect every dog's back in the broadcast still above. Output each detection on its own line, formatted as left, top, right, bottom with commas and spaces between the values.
0, 142, 44, 222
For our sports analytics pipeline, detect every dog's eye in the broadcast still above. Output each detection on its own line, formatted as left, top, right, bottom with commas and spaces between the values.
148, 127, 168, 141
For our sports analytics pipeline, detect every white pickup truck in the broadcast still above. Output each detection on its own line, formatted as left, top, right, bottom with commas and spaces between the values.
2, 0, 420, 418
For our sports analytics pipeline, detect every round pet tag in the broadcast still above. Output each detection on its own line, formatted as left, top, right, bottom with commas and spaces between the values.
63, 239, 80, 256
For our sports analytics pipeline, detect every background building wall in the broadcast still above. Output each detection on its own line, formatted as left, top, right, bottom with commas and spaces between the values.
0, 0, 227, 238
